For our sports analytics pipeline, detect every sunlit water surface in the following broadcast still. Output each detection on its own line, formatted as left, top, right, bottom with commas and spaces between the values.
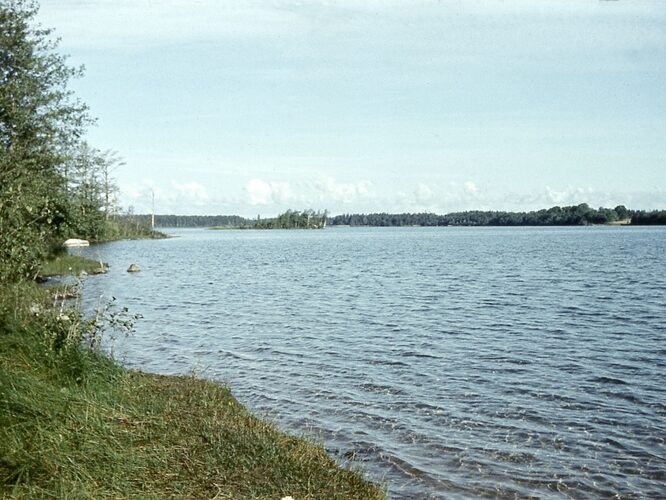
77, 226, 666, 498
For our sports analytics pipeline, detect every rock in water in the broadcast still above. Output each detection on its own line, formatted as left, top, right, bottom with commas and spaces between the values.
127, 264, 140, 273
64, 238, 90, 247
92, 262, 109, 274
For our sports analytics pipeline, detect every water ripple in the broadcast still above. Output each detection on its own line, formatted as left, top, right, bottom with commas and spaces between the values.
82, 226, 666, 499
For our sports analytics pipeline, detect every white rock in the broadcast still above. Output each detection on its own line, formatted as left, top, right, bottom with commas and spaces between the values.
64, 238, 90, 247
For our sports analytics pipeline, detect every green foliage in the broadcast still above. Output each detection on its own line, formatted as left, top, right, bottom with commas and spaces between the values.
252, 209, 328, 229
102, 215, 168, 241
0, 282, 104, 385
129, 212, 329, 230
63, 143, 127, 241
135, 213, 251, 228
0, 1, 89, 153
614, 205, 629, 221
329, 204, 647, 227
0, 0, 88, 282
631, 210, 666, 225
0, 1, 149, 279
38, 253, 107, 277
331, 212, 445, 227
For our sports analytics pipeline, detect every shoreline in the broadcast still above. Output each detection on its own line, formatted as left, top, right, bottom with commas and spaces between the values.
0, 259, 384, 498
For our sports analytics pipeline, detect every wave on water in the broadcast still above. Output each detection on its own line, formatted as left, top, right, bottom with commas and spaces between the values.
81, 227, 666, 498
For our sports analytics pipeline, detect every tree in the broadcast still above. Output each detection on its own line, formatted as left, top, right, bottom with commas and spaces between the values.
614, 205, 629, 221
0, 0, 91, 281
97, 149, 123, 220
64, 142, 103, 239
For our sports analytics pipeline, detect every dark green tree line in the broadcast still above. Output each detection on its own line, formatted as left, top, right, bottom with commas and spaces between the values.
631, 210, 666, 225
130, 214, 251, 228
329, 204, 649, 227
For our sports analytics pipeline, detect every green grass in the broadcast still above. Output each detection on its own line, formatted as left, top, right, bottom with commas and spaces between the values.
39, 254, 108, 277
0, 282, 384, 499
102, 218, 168, 241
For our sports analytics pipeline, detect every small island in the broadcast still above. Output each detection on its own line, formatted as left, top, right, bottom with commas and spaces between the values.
211, 209, 328, 230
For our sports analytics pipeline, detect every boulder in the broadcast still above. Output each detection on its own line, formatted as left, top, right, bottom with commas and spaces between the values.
127, 264, 140, 273
64, 238, 90, 247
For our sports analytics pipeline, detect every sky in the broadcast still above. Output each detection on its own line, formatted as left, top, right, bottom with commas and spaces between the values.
36, 0, 666, 216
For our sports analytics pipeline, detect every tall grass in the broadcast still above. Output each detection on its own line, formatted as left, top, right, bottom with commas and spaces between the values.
38, 254, 107, 277
0, 279, 384, 498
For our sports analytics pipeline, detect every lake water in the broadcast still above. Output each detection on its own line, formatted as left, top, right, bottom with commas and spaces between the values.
76, 226, 666, 498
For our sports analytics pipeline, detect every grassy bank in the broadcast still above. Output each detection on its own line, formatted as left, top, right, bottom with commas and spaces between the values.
1, 277, 383, 498
39, 254, 108, 278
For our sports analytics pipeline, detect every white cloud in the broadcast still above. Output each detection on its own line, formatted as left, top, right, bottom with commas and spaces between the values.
172, 180, 208, 200
269, 181, 294, 204
245, 178, 273, 205
545, 185, 593, 205
245, 178, 298, 205
314, 176, 370, 204
241, 175, 373, 213
244, 178, 297, 206
119, 174, 665, 216
414, 183, 433, 204
119, 178, 212, 214
499, 185, 666, 212
380, 180, 489, 214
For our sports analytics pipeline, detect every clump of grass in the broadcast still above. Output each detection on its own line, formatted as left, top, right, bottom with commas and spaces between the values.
38, 254, 107, 277
0, 282, 384, 499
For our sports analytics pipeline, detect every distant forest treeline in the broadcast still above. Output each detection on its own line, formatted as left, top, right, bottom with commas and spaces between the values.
330, 204, 666, 227
126, 204, 666, 228
128, 214, 249, 228
125, 210, 327, 229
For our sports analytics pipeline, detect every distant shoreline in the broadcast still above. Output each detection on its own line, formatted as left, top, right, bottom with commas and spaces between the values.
124, 204, 666, 229
208, 221, 641, 230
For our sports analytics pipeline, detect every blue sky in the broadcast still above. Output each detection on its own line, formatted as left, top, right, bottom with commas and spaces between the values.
37, 0, 665, 216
